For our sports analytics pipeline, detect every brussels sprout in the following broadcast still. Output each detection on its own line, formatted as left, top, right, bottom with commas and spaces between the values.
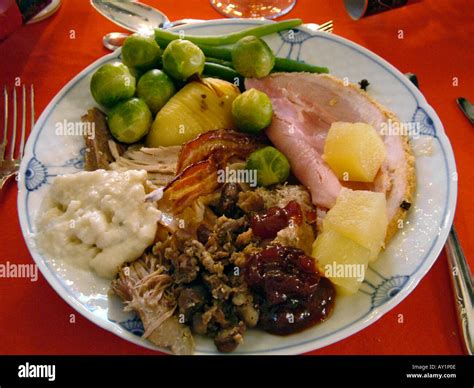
162, 39, 205, 81
90, 62, 136, 108
137, 69, 176, 114
121, 34, 162, 71
246, 146, 290, 187
232, 36, 275, 78
127, 66, 144, 81
108, 98, 152, 143
232, 89, 272, 133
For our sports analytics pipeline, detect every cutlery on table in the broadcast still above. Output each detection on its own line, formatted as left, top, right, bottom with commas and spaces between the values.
449, 98, 473, 354
456, 97, 474, 125
0, 86, 34, 190
91, 0, 205, 50
91, 0, 333, 51
102, 19, 333, 52
446, 228, 474, 355
91, 0, 205, 32
406, 73, 474, 355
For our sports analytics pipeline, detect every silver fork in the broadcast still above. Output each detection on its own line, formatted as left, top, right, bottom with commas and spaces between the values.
304, 20, 334, 33
0, 85, 35, 190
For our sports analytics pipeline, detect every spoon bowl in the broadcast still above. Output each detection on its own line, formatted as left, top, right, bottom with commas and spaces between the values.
91, 0, 169, 34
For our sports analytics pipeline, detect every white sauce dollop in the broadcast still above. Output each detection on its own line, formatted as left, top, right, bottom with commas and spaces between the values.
36, 169, 160, 279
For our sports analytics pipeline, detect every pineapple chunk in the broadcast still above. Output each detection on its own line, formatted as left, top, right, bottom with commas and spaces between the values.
323, 122, 386, 182
323, 188, 388, 261
312, 229, 370, 295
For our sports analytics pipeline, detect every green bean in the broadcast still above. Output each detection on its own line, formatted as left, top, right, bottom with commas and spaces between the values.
203, 62, 244, 91
191, 44, 233, 61
202, 49, 328, 74
154, 19, 302, 46
204, 57, 233, 68
274, 57, 329, 74
155, 38, 234, 61
156, 40, 328, 74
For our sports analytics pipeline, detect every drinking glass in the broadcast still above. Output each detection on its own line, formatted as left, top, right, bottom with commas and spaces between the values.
210, 0, 297, 19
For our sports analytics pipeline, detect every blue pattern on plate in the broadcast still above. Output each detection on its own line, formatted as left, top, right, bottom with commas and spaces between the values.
370, 275, 410, 308
62, 147, 86, 170
25, 157, 48, 191
119, 316, 145, 336
413, 107, 436, 137
276, 29, 313, 61
19, 21, 453, 354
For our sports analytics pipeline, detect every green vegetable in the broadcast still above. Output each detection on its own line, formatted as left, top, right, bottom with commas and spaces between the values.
121, 34, 161, 71
203, 63, 243, 91
232, 89, 272, 133
108, 98, 152, 143
127, 66, 144, 81
246, 146, 290, 187
155, 37, 329, 76
154, 39, 234, 61
154, 19, 302, 47
205, 57, 233, 68
90, 62, 135, 108
162, 39, 205, 81
232, 36, 275, 78
197, 45, 233, 61
137, 69, 176, 114
274, 57, 329, 74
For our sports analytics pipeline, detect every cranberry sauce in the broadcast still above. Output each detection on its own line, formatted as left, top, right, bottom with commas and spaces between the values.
250, 200, 303, 239
245, 245, 335, 336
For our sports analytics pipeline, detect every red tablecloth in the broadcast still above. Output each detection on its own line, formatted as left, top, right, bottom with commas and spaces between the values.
0, 0, 472, 355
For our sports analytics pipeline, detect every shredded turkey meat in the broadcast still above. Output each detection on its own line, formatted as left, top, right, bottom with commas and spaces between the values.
109, 142, 180, 187
110, 254, 195, 355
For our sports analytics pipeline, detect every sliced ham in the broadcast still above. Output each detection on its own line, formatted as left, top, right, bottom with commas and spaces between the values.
246, 73, 415, 239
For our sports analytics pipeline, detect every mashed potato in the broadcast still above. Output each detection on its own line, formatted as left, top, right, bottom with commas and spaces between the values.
36, 170, 160, 278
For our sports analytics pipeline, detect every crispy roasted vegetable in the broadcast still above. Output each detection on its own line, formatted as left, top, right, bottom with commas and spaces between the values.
159, 159, 220, 214
146, 78, 240, 147
176, 129, 262, 173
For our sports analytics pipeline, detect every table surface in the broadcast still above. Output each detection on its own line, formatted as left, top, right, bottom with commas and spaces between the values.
0, 0, 472, 355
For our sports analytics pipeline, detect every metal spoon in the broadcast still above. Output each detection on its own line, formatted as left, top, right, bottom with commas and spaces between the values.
91, 0, 204, 50
102, 18, 204, 51
91, 0, 169, 34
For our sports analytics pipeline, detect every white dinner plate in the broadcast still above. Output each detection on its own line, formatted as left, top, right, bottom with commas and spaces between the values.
17, 19, 457, 355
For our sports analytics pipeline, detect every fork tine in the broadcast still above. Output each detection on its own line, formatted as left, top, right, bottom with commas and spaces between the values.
318, 20, 332, 29
19, 84, 26, 159
1, 87, 7, 161
318, 20, 334, 33
8, 87, 17, 160
323, 25, 334, 33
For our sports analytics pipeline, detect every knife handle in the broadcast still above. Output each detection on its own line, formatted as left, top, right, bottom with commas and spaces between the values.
446, 226, 474, 355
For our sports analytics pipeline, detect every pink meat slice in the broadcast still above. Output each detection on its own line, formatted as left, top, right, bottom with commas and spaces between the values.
246, 73, 409, 222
